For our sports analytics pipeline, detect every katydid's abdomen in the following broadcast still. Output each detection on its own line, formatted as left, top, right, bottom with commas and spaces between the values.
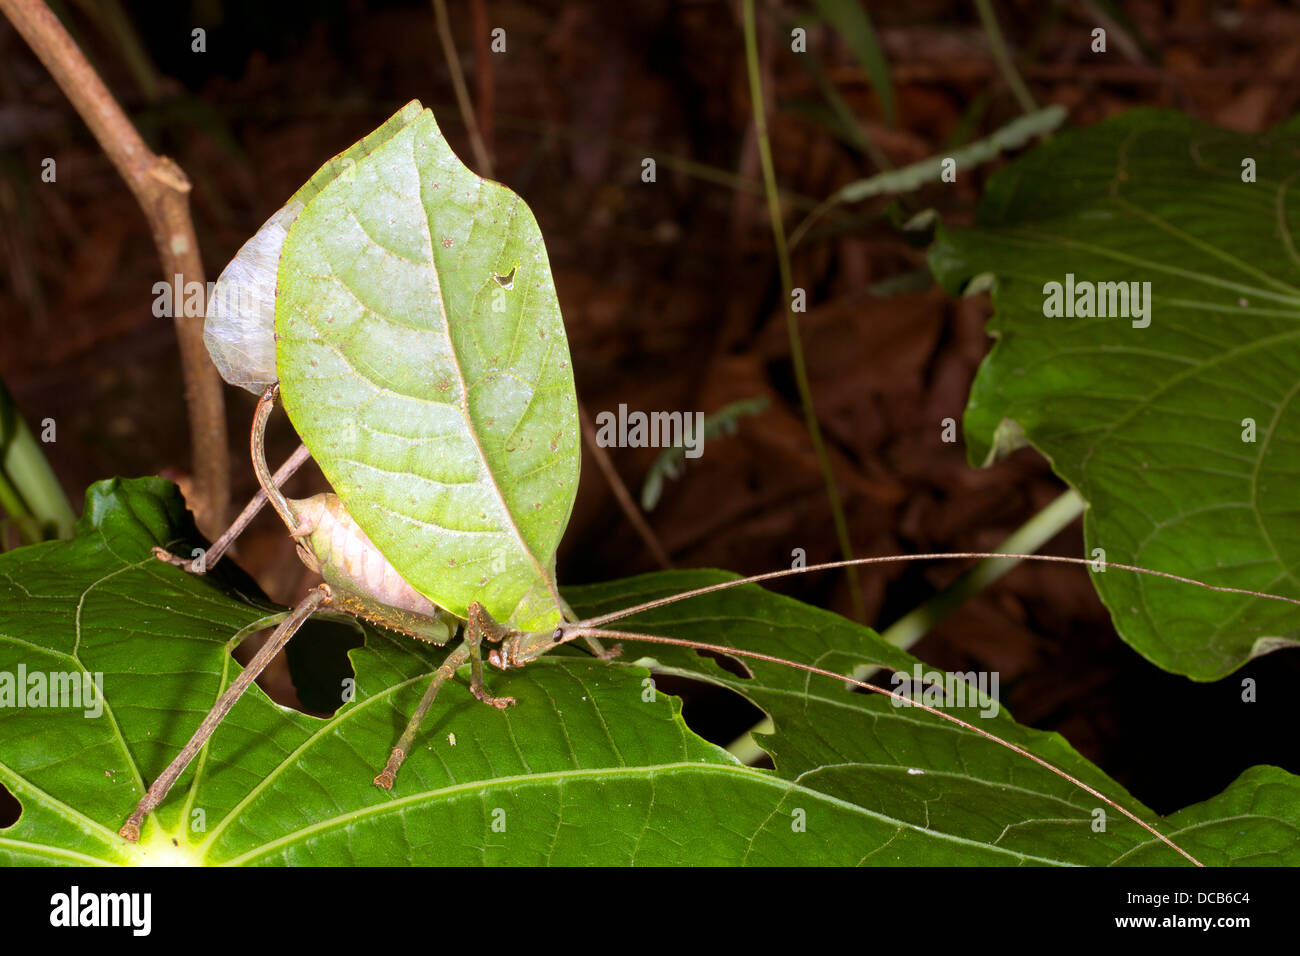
290, 492, 453, 643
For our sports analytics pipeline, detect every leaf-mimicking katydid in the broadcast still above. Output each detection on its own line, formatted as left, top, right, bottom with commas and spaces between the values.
117, 102, 1300, 865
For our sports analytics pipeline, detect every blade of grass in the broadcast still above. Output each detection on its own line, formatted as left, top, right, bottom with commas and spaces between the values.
0, 379, 76, 542
788, 104, 1066, 250
811, 0, 895, 127
973, 0, 1038, 114
873, 489, 1085, 656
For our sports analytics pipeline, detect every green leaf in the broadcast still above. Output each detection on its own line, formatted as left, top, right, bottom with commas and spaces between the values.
565, 572, 1300, 866
0, 480, 781, 864
275, 106, 578, 633
930, 108, 1300, 680
5, 479, 1296, 865
287, 99, 425, 210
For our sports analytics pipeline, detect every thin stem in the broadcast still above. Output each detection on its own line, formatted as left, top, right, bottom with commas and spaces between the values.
578, 402, 673, 570
973, 0, 1038, 114
878, 489, 1084, 651
432, 0, 493, 177
0, 0, 229, 535
119, 586, 329, 841
566, 624, 1202, 867
742, 0, 864, 620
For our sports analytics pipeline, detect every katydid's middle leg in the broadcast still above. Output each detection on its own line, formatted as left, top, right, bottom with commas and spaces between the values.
154, 440, 311, 573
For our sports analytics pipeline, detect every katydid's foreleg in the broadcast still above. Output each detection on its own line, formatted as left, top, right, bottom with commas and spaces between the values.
119, 584, 330, 842
153, 442, 311, 573
464, 602, 517, 709
373, 642, 471, 790
373, 602, 517, 790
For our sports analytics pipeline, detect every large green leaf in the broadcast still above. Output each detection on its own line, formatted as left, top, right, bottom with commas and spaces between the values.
275, 106, 578, 633
565, 573, 1300, 866
2, 479, 1295, 865
930, 109, 1300, 680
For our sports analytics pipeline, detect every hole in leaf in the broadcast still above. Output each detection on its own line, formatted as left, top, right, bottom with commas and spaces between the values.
693, 646, 753, 680
0, 781, 19, 828
227, 613, 363, 718
492, 266, 516, 289
650, 672, 772, 770
284, 615, 365, 717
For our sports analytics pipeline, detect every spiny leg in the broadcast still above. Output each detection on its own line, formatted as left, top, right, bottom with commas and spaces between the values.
153, 442, 311, 573
119, 584, 330, 842
373, 602, 516, 790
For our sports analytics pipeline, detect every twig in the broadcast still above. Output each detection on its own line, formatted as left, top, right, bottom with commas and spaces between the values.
432, 0, 494, 178
0, 0, 229, 535
579, 402, 673, 570
742, 0, 865, 620
973, 0, 1038, 115
469, 0, 494, 155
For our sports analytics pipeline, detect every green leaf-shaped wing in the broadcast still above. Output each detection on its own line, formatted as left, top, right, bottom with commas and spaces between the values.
275, 106, 578, 632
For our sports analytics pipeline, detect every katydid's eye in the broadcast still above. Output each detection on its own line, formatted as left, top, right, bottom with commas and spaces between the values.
551, 628, 563, 644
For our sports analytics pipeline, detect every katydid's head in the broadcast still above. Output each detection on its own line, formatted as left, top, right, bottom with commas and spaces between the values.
490, 623, 568, 670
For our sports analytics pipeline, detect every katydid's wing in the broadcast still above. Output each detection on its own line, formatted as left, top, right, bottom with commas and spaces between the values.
275, 106, 578, 632
204, 101, 426, 394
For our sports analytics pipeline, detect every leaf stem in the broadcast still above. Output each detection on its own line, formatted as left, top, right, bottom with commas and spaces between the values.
973, 0, 1038, 115
876, 488, 1084, 652
742, 0, 864, 620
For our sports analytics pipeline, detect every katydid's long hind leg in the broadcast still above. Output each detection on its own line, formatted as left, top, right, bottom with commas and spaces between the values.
251, 385, 301, 534
153, 443, 311, 573
119, 585, 330, 842
374, 642, 471, 790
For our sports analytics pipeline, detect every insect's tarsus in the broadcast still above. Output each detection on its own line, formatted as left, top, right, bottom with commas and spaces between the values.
152, 441, 310, 573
